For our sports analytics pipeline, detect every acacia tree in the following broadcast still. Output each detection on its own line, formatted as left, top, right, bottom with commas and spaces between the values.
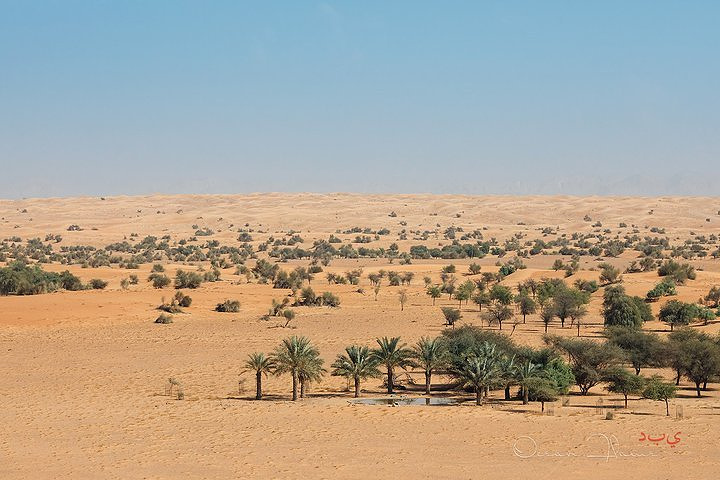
606, 327, 664, 375
516, 293, 537, 324
603, 367, 645, 408
398, 289, 408, 311
643, 375, 677, 416
441, 307, 462, 328
682, 337, 720, 397
426, 285, 442, 305
546, 336, 621, 395
243, 352, 275, 400
539, 303, 556, 333
331, 345, 381, 397
410, 337, 447, 395
483, 303, 514, 330
659, 300, 699, 331
371, 337, 413, 394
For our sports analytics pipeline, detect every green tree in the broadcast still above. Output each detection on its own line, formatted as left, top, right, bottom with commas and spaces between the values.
516, 293, 537, 324
546, 336, 621, 395
449, 342, 502, 405
659, 300, 699, 331
606, 327, 664, 375
604, 367, 645, 408
441, 307, 462, 328
642, 375, 677, 416
331, 345, 381, 397
426, 285, 442, 305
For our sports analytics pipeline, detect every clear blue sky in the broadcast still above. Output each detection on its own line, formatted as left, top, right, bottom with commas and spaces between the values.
1, 1, 719, 198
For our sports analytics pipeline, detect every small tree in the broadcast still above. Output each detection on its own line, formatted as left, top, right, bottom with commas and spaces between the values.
483, 303, 514, 330
398, 289, 408, 311
282, 309, 296, 328
604, 367, 645, 408
331, 345, 381, 397
599, 263, 622, 285
539, 303, 556, 333
243, 352, 275, 400
441, 307, 462, 328
426, 285, 442, 305
659, 300, 699, 331
642, 375, 677, 416
517, 293, 536, 324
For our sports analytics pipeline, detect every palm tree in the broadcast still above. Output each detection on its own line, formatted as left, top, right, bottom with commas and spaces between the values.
514, 360, 540, 404
410, 337, 447, 395
450, 342, 502, 405
243, 352, 275, 400
371, 336, 413, 394
331, 345, 381, 397
272, 336, 321, 401
298, 353, 326, 399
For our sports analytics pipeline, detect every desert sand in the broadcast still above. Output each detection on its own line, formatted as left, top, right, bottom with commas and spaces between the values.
1, 193, 720, 479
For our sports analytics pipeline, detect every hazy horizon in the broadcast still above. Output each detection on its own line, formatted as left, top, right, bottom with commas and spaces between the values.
2, 2, 719, 198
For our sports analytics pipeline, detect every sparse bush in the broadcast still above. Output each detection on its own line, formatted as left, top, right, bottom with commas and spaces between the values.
215, 299, 241, 312
88, 279, 108, 290
155, 313, 173, 324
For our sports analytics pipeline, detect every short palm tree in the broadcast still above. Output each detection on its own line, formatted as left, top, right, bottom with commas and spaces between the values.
371, 336, 413, 394
298, 353, 326, 399
450, 342, 502, 405
514, 360, 540, 404
410, 337, 447, 395
331, 345, 381, 397
243, 352, 275, 400
272, 336, 321, 401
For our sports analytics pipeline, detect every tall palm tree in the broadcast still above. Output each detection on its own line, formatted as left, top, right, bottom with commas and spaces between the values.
514, 360, 540, 405
410, 337, 447, 395
331, 345, 381, 397
450, 342, 502, 405
243, 352, 275, 400
371, 336, 413, 394
272, 336, 321, 401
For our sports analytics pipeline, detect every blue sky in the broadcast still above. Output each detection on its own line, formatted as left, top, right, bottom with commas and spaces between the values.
1, 1, 719, 198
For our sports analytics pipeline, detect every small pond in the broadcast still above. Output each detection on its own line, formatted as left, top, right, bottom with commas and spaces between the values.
350, 397, 459, 406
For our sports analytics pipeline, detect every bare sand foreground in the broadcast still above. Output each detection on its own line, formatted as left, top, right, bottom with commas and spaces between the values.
1, 193, 720, 480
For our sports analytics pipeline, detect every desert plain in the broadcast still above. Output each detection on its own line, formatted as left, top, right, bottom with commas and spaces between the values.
1, 193, 720, 480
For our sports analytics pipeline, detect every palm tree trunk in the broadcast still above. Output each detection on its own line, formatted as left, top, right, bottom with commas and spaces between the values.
354, 376, 361, 398
256, 371, 262, 400
387, 366, 394, 394
300, 379, 306, 398
504, 385, 511, 400
522, 387, 528, 405
475, 387, 482, 405
425, 371, 431, 395
665, 399, 670, 416
292, 372, 298, 401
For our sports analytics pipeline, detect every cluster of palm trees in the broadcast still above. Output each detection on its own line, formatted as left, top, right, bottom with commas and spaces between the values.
243, 334, 560, 406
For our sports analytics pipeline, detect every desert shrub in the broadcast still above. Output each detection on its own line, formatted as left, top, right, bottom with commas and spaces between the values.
646, 279, 677, 301
657, 260, 696, 284
88, 279, 108, 290
203, 268, 221, 282
155, 313, 173, 324
321, 291, 341, 307
175, 270, 203, 289
175, 291, 192, 307
149, 273, 171, 289
215, 299, 241, 312
128, 274, 139, 285
0, 262, 83, 295
151, 264, 165, 273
